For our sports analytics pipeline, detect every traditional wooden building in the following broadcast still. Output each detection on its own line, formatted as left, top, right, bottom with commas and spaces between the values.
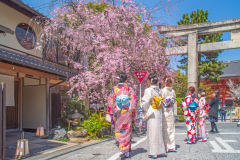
0, 0, 78, 133
202, 60, 240, 108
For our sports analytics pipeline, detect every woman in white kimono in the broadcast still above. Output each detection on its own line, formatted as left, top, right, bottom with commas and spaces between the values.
161, 75, 176, 152
142, 74, 166, 158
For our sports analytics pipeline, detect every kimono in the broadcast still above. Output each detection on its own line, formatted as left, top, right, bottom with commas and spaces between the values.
107, 83, 136, 153
161, 87, 176, 151
142, 85, 165, 156
197, 97, 209, 139
181, 94, 199, 142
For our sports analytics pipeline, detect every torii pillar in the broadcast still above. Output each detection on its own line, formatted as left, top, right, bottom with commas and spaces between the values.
157, 18, 240, 95
187, 32, 198, 93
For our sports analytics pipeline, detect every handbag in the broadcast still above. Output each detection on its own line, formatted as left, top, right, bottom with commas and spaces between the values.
105, 114, 111, 123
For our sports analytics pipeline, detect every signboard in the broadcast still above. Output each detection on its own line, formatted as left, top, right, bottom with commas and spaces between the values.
235, 107, 240, 117
134, 71, 148, 83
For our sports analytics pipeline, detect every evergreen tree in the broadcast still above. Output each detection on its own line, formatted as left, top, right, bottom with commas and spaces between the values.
172, 69, 188, 98
177, 9, 228, 83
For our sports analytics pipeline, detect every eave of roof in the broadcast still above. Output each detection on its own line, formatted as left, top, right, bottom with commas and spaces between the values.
0, 47, 77, 78
1, 0, 45, 18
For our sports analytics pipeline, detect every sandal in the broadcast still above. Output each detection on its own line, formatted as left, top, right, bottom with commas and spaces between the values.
167, 149, 177, 152
125, 152, 130, 158
158, 153, 167, 157
199, 138, 207, 142
148, 155, 157, 159
119, 152, 125, 158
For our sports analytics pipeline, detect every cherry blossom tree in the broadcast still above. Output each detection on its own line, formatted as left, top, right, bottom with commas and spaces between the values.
227, 79, 240, 101
36, 0, 175, 109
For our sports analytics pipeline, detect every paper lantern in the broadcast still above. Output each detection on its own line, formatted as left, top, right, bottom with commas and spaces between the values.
15, 132, 29, 159
36, 126, 44, 137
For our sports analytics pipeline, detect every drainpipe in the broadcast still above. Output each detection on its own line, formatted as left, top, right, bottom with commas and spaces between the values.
48, 76, 67, 134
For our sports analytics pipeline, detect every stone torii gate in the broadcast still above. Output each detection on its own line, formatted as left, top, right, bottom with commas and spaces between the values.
157, 18, 240, 93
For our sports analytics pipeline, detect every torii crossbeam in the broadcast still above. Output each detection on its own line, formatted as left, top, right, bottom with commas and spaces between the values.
157, 18, 240, 93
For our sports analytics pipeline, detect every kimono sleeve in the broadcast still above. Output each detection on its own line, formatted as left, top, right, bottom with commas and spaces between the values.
195, 98, 200, 114
173, 90, 176, 99
141, 88, 152, 113
107, 88, 115, 115
143, 105, 154, 121
129, 87, 137, 111
142, 88, 154, 121
199, 98, 206, 110
172, 90, 176, 111
181, 96, 190, 116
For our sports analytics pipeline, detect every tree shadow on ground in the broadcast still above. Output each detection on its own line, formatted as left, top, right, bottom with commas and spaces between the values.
120, 148, 147, 160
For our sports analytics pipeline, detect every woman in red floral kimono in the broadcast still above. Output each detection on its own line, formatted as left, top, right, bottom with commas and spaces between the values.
181, 86, 199, 144
107, 73, 136, 158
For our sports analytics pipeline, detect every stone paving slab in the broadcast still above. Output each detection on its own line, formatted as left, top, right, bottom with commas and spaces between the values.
59, 122, 240, 160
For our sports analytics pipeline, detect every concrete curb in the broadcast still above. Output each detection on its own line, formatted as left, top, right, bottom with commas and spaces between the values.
24, 137, 114, 160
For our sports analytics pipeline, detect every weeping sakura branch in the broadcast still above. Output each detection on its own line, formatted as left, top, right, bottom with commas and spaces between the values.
35, 0, 177, 107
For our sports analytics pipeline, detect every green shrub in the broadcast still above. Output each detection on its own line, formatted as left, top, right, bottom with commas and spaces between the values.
177, 107, 183, 115
176, 97, 184, 107
53, 137, 70, 142
177, 115, 184, 122
63, 97, 89, 121
82, 113, 111, 139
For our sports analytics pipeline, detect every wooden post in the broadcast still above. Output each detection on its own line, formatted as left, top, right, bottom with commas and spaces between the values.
230, 109, 232, 123
46, 78, 50, 135
0, 83, 6, 160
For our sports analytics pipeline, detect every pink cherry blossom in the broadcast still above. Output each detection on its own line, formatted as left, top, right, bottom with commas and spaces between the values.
35, 0, 177, 108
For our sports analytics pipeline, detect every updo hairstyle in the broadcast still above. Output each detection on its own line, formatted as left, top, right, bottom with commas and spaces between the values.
188, 86, 195, 94
163, 75, 173, 85
199, 90, 206, 96
119, 72, 128, 83
148, 74, 158, 85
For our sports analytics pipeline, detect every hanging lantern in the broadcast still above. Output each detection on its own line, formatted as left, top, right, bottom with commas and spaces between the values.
15, 132, 29, 159
36, 126, 44, 137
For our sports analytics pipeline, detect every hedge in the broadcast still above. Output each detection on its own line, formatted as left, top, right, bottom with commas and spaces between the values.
177, 115, 184, 122
176, 97, 184, 107
177, 107, 183, 115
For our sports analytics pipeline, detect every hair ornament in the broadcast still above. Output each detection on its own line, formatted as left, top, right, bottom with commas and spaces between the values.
151, 78, 154, 84
165, 78, 168, 83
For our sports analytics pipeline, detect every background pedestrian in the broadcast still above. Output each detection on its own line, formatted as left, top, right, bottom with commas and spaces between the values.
208, 90, 220, 133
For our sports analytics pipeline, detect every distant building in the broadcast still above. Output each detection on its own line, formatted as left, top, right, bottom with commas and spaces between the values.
201, 60, 240, 108
0, 0, 81, 133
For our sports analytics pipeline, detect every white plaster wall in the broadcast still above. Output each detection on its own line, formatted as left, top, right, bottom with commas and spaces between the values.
22, 85, 46, 129
24, 77, 40, 86
0, 74, 15, 106
0, 2, 42, 58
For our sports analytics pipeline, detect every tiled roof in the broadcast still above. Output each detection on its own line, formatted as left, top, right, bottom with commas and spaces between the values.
0, 47, 77, 78
13, 0, 45, 16
220, 60, 240, 78
1, 0, 45, 17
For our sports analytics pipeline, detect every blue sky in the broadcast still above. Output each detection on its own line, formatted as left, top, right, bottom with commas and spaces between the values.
23, 0, 240, 69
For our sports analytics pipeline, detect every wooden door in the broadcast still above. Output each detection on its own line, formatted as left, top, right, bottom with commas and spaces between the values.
51, 93, 61, 128
6, 81, 18, 129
